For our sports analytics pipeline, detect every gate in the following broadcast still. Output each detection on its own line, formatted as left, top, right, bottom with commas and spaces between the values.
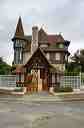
27, 69, 38, 92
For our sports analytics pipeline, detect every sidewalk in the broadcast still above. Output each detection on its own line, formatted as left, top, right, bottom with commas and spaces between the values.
18, 92, 84, 102
0, 89, 84, 102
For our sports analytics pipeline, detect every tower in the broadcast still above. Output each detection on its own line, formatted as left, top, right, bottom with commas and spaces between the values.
12, 17, 24, 65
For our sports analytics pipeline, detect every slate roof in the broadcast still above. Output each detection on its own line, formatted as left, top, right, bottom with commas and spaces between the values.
48, 34, 64, 43
24, 33, 65, 44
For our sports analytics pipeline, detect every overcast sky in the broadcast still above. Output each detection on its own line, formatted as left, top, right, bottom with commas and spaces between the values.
0, 0, 82, 65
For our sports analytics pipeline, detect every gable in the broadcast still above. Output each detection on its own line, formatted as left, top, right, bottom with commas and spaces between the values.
38, 28, 48, 43
24, 47, 50, 69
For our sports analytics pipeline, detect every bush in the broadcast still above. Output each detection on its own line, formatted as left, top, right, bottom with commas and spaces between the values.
14, 87, 23, 92
54, 86, 73, 93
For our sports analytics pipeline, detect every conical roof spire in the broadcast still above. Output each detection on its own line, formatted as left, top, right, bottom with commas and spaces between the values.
15, 16, 24, 36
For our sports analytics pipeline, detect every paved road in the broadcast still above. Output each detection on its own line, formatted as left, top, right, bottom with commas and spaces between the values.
0, 95, 84, 128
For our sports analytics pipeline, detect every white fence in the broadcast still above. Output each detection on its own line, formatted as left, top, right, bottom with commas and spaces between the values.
0, 75, 16, 87
60, 75, 81, 89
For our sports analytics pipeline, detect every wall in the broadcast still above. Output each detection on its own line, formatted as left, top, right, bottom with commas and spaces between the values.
23, 52, 31, 64
51, 64, 65, 72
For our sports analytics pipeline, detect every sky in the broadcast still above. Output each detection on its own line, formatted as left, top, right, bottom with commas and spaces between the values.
0, 0, 82, 65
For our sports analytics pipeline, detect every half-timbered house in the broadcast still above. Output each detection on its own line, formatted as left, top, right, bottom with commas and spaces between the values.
12, 17, 70, 92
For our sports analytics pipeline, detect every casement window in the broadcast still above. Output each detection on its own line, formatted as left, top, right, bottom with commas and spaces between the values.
15, 50, 19, 64
20, 51, 22, 61
50, 53, 55, 61
59, 44, 64, 48
16, 74, 21, 82
55, 53, 60, 60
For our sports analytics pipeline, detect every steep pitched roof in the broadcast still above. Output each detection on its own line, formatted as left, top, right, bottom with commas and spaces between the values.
47, 34, 64, 43
38, 28, 48, 43
15, 16, 24, 36
38, 28, 64, 44
47, 35, 57, 43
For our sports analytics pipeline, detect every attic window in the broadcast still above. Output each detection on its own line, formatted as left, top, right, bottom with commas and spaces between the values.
55, 43, 64, 48
59, 43, 64, 48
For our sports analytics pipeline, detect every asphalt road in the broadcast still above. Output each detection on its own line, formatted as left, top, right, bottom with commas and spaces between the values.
0, 95, 84, 128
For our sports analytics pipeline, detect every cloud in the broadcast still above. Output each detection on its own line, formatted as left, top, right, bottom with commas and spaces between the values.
0, 0, 83, 64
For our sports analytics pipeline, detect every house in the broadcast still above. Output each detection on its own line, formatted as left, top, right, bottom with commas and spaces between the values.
12, 17, 70, 92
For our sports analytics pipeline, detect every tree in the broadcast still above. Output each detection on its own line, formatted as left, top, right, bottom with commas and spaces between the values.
66, 49, 84, 73
0, 57, 11, 75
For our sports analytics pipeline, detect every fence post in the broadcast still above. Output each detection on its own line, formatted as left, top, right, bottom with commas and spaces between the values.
80, 72, 81, 89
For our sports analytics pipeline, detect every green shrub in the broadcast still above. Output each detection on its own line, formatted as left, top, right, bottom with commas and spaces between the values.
14, 87, 23, 92
54, 86, 73, 93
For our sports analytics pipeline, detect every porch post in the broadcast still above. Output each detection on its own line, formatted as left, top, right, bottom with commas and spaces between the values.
38, 69, 42, 91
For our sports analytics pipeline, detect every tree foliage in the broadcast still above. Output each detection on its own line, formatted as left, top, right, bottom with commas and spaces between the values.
0, 57, 11, 75
66, 49, 84, 73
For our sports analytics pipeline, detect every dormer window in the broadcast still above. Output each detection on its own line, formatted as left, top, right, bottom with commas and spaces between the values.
59, 43, 64, 48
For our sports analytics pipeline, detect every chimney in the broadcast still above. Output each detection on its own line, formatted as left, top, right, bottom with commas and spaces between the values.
31, 26, 38, 54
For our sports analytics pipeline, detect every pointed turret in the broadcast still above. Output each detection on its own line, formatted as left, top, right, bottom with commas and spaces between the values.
15, 16, 24, 36
12, 17, 24, 65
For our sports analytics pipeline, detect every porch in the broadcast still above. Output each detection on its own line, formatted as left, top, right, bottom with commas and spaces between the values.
23, 48, 62, 93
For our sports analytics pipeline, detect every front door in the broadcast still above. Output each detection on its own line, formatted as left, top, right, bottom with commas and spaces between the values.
31, 69, 48, 92
31, 69, 38, 92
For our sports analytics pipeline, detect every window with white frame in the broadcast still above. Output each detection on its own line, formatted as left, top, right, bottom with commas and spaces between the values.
55, 53, 60, 60
20, 51, 22, 61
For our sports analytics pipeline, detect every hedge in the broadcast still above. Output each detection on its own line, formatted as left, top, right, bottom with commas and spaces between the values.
54, 86, 73, 93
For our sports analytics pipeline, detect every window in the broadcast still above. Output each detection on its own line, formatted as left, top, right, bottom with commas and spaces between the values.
59, 44, 64, 48
20, 52, 22, 61
15, 50, 19, 64
50, 53, 55, 61
55, 53, 60, 60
